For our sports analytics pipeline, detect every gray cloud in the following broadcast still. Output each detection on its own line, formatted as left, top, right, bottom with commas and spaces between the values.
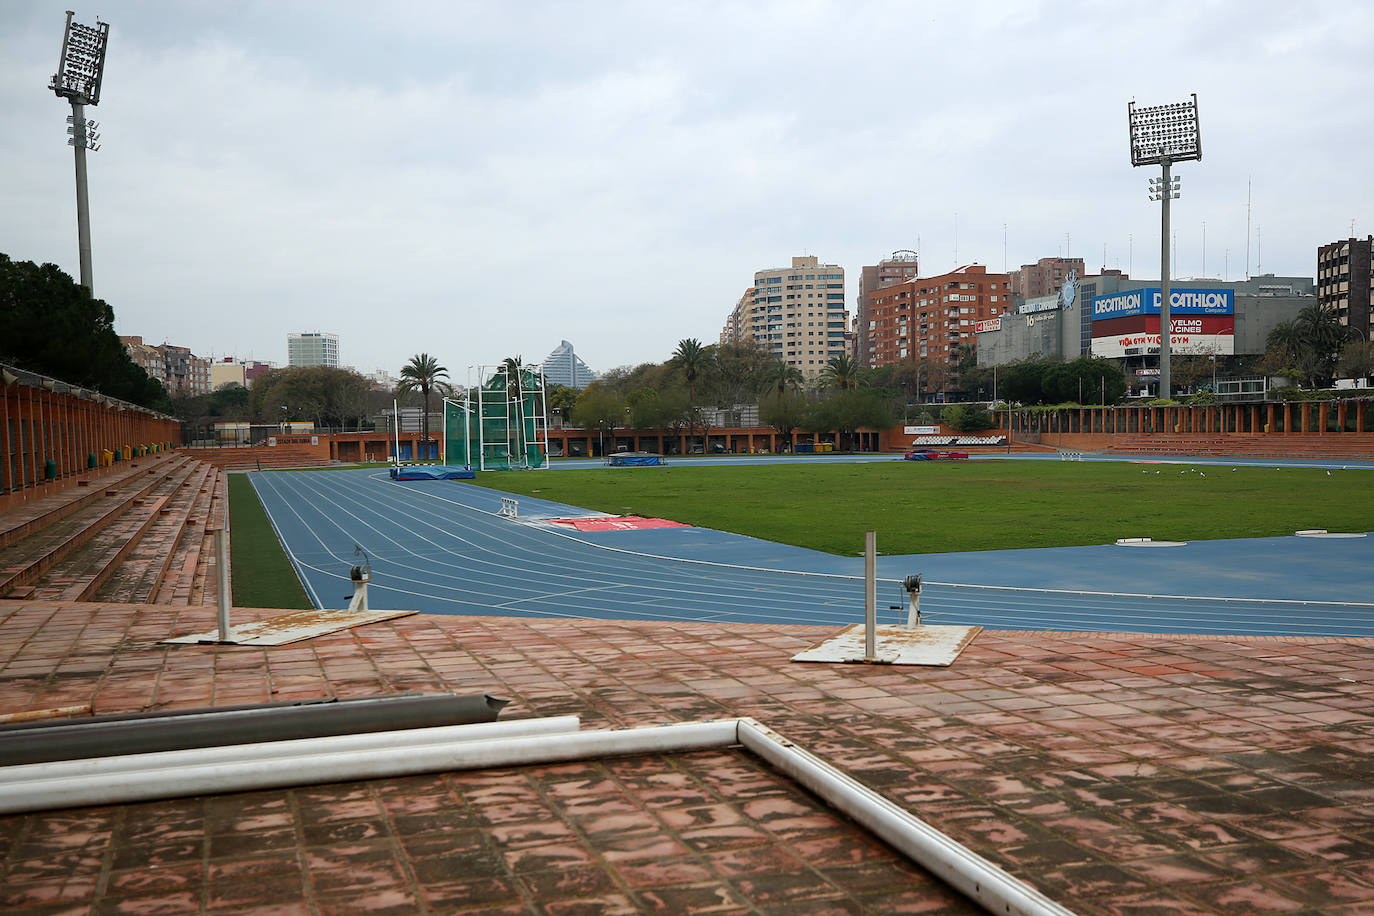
2, 0, 1370, 382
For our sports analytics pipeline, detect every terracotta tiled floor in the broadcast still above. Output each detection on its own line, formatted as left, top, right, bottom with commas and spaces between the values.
2, 600, 1373, 914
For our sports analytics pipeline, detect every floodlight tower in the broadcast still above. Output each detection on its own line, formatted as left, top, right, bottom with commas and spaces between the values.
1128, 94, 1201, 400
49, 10, 110, 297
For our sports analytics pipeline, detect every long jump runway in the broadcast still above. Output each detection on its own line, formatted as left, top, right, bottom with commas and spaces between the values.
249, 468, 1374, 637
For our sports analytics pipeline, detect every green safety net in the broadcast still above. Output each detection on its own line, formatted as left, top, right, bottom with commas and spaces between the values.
444, 366, 546, 470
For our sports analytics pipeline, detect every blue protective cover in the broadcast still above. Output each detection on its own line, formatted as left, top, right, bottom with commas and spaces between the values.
609, 454, 662, 467
392, 465, 476, 480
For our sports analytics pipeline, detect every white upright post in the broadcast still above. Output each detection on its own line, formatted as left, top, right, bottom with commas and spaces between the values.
537, 366, 550, 469
476, 373, 486, 471
214, 528, 232, 642
392, 399, 400, 466
864, 530, 877, 662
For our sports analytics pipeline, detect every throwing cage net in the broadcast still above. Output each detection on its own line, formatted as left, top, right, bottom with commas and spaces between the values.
444, 363, 549, 470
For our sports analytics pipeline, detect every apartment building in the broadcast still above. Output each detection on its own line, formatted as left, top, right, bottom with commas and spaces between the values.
120, 336, 212, 396
719, 288, 753, 348
1010, 256, 1085, 301
855, 250, 920, 366
866, 264, 1012, 383
720, 256, 848, 380
1317, 236, 1372, 341
287, 332, 340, 368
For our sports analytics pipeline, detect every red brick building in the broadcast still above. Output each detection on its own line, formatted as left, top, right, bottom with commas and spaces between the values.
1009, 255, 1084, 300
867, 265, 1011, 386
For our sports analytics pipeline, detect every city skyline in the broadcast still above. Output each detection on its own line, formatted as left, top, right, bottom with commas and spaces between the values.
2, 1, 1370, 378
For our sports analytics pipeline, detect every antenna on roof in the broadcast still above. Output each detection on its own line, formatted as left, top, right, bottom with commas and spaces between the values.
1245, 177, 1251, 279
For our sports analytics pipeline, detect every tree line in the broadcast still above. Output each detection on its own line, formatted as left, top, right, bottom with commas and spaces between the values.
1259, 303, 1371, 390
564, 340, 1002, 449
0, 253, 171, 410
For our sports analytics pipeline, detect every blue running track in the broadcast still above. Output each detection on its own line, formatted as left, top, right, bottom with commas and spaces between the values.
248, 466, 1374, 637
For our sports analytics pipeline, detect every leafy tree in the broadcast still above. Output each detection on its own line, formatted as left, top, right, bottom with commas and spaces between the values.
998, 356, 1058, 405
758, 391, 809, 451
250, 367, 373, 428
708, 341, 775, 407
626, 386, 688, 430
955, 343, 978, 378
1041, 356, 1127, 405
170, 383, 253, 426
397, 353, 452, 442
546, 384, 579, 424
805, 389, 893, 450
888, 357, 950, 402
571, 383, 626, 456
958, 362, 996, 401
1337, 340, 1374, 382
1169, 352, 1222, 393
0, 253, 170, 410
942, 403, 995, 432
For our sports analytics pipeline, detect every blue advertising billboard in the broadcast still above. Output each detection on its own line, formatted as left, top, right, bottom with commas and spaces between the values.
1091, 288, 1233, 320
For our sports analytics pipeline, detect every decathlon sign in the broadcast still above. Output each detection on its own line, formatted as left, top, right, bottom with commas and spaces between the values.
1091, 287, 1234, 320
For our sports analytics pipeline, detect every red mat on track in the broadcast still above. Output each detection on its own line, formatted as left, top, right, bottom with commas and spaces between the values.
550, 516, 690, 532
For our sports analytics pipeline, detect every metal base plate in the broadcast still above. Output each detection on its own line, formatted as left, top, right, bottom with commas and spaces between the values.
791, 624, 982, 667
161, 608, 416, 647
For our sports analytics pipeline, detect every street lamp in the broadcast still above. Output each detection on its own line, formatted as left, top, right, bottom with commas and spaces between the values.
1129, 93, 1202, 401
49, 11, 110, 297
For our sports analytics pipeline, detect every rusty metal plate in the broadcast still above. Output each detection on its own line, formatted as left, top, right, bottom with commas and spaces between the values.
161, 608, 416, 647
791, 623, 982, 667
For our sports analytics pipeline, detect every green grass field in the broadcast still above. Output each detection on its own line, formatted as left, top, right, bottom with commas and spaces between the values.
227, 474, 313, 609
473, 460, 1374, 556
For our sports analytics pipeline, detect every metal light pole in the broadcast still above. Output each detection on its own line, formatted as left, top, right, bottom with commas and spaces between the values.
1129, 94, 1201, 401
49, 11, 110, 298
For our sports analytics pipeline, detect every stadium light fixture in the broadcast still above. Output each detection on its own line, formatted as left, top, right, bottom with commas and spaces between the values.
1128, 93, 1201, 400
49, 11, 110, 297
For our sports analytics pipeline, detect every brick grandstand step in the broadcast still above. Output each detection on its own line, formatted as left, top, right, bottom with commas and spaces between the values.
0, 452, 187, 550
1101, 433, 1374, 460
92, 460, 217, 604
0, 456, 195, 597
187, 445, 332, 470
153, 466, 228, 606
22, 494, 173, 602
18, 459, 207, 602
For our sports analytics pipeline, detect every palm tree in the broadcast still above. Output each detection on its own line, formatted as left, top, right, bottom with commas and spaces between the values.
1296, 304, 1355, 386
765, 360, 805, 398
819, 353, 860, 390
671, 338, 715, 449
1267, 307, 1357, 387
397, 353, 451, 446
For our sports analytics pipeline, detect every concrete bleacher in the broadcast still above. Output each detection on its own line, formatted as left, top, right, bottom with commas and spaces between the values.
906, 434, 1010, 447
0, 452, 227, 607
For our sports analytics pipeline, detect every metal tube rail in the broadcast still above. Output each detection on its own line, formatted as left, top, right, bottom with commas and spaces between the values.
0, 693, 509, 765
0, 716, 581, 785
0, 717, 1075, 915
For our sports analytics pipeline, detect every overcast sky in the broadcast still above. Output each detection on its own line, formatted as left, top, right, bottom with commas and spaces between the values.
3, 1, 1371, 382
